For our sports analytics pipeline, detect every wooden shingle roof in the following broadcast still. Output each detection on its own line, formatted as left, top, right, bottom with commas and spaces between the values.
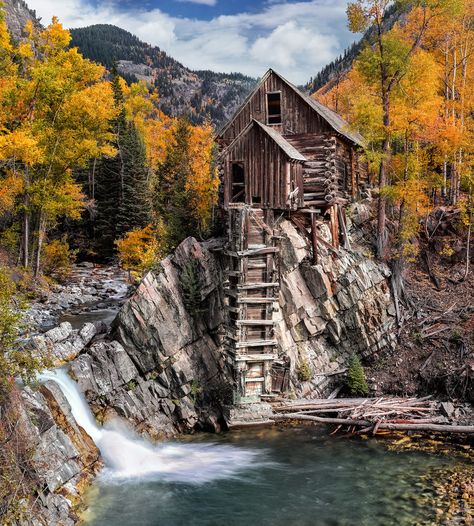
220, 119, 307, 162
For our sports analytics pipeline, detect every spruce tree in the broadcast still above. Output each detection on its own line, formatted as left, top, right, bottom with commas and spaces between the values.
154, 117, 197, 251
346, 354, 369, 396
94, 67, 126, 255
116, 122, 152, 237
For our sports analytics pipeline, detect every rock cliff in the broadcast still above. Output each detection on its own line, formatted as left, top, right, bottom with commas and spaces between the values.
68, 219, 396, 436
4, 383, 101, 525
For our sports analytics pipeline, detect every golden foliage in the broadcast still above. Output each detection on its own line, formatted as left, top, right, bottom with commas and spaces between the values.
187, 122, 219, 233
116, 224, 165, 277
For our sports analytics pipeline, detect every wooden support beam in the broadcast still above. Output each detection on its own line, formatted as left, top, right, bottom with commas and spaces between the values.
236, 340, 278, 349
236, 319, 276, 326
330, 205, 340, 249
311, 212, 318, 265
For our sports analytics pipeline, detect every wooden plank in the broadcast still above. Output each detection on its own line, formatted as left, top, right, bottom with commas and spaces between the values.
238, 282, 279, 290
237, 297, 277, 304
236, 319, 276, 326
235, 354, 277, 362
236, 340, 278, 348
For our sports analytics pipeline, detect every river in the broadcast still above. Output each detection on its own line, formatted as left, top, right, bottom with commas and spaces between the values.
81, 426, 470, 526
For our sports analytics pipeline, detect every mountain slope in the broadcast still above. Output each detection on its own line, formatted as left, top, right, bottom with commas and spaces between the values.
3, 0, 40, 41
70, 24, 256, 127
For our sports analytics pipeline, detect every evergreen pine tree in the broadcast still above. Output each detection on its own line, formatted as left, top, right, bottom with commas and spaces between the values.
116, 122, 152, 237
154, 117, 197, 250
94, 67, 126, 255
346, 354, 369, 396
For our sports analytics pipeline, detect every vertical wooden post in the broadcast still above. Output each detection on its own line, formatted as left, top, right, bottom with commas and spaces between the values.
350, 148, 357, 201
338, 205, 351, 250
330, 205, 340, 249
311, 212, 318, 265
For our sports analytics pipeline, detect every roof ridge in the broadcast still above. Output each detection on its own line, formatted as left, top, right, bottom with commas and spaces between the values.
218, 68, 365, 148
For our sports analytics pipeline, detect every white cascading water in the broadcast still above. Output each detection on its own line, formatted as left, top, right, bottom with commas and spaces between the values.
39, 369, 262, 483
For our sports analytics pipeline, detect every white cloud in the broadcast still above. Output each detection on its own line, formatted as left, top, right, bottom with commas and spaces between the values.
175, 0, 217, 5
30, 0, 354, 84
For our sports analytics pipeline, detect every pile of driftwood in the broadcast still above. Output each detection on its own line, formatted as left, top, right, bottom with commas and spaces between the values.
270, 397, 474, 434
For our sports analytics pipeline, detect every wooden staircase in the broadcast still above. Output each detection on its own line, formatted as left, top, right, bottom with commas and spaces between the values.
225, 206, 279, 402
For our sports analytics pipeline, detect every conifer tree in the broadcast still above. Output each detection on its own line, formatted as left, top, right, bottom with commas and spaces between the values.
94, 67, 126, 255
116, 121, 152, 237
154, 117, 197, 250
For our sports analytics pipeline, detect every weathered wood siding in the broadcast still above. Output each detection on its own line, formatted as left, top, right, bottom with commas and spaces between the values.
222, 124, 304, 210
220, 72, 335, 144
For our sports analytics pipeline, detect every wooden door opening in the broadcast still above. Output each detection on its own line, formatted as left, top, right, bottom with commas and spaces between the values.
231, 162, 246, 203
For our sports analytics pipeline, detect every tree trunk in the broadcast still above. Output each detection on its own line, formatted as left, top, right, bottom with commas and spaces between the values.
34, 212, 46, 277
463, 203, 472, 281
377, 94, 390, 259
22, 169, 30, 268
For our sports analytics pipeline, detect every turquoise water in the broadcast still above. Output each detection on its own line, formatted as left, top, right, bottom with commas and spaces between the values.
82, 427, 465, 526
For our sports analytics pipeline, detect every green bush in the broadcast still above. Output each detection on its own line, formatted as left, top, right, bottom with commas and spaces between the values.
297, 360, 312, 382
346, 354, 369, 396
180, 260, 203, 316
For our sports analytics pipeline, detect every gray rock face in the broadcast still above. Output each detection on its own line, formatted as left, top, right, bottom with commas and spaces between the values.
17, 383, 100, 525
26, 322, 98, 364
69, 238, 229, 437
67, 223, 396, 436
3, 0, 39, 41
275, 221, 396, 396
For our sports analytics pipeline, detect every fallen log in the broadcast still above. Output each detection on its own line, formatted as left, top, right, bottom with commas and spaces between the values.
271, 413, 474, 434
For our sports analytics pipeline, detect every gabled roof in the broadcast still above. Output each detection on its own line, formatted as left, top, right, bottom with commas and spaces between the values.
218, 68, 365, 148
221, 119, 307, 162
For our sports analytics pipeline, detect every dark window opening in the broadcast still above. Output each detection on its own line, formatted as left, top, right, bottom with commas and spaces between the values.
231, 162, 245, 203
267, 92, 282, 125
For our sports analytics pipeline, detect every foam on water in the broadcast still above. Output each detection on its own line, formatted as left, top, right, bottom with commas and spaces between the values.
39, 369, 262, 484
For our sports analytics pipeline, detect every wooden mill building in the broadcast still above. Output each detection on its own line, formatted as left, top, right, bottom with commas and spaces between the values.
217, 69, 367, 402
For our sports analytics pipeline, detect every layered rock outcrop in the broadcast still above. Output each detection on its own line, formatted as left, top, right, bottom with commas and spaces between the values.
13, 383, 100, 525
70, 238, 231, 438
275, 220, 396, 396
66, 219, 396, 436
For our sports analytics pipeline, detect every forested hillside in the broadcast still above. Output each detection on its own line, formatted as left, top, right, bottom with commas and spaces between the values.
311, 0, 473, 317
70, 25, 256, 127
305, 3, 407, 95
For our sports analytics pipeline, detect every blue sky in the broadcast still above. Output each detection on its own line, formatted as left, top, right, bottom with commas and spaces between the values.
30, 0, 358, 83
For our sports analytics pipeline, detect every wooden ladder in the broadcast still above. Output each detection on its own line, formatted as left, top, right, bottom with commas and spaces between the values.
225, 206, 280, 401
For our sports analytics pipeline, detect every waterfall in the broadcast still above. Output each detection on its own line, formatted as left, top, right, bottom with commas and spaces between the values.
39, 369, 262, 483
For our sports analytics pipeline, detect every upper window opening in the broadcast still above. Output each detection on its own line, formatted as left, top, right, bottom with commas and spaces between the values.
267, 92, 282, 125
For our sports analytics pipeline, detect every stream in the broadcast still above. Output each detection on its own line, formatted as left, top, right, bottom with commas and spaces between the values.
36, 266, 472, 526
81, 426, 469, 526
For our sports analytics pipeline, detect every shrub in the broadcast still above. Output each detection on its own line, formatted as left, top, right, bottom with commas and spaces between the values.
297, 360, 312, 382
346, 354, 369, 396
180, 260, 204, 316
116, 224, 164, 280
42, 238, 77, 280
0, 268, 48, 395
